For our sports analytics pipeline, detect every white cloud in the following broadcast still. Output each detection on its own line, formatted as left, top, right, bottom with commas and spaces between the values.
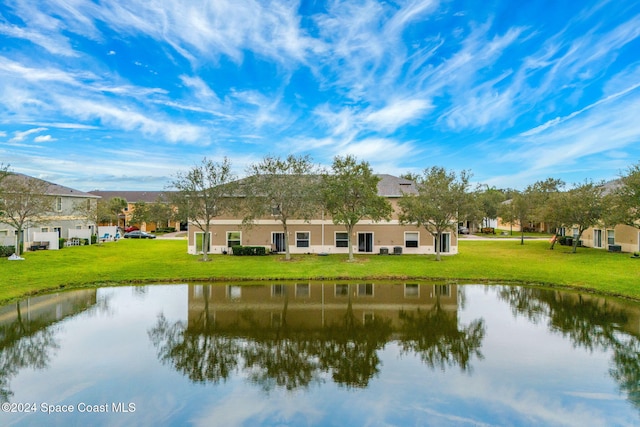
9, 127, 47, 143
365, 98, 433, 131
33, 135, 55, 143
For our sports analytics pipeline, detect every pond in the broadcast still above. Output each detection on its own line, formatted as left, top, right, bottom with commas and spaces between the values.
0, 282, 639, 426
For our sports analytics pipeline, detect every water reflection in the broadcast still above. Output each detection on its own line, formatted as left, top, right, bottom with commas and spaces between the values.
148, 283, 486, 391
495, 286, 640, 410
0, 291, 100, 402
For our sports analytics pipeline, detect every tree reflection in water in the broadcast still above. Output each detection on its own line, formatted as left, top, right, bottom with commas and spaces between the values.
148, 284, 486, 392
495, 286, 640, 410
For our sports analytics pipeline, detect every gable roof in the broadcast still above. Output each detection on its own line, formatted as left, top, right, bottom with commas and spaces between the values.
4, 173, 99, 198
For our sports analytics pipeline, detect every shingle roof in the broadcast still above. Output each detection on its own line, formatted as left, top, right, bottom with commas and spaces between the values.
376, 174, 417, 197
6, 173, 99, 198
89, 190, 175, 203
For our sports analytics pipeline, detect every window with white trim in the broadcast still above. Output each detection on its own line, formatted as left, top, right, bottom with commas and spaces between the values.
335, 232, 349, 248
405, 284, 419, 297
55, 197, 62, 212
296, 283, 310, 298
607, 230, 615, 246
358, 283, 373, 296
335, 284, 349, 296
405, 232, 419, 248
296, 232, 310, 248
227, 231, 241, 247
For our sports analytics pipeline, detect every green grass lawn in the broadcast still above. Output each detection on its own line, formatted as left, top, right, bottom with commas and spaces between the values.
1, 238, 639, 304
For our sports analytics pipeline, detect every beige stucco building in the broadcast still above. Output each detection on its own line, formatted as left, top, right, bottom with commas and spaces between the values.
187, 174, 459, 256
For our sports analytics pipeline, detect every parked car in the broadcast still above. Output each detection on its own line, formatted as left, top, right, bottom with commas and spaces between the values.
123, 230, 156, 239
125, 226, 140, 232
458, 226, 470, 235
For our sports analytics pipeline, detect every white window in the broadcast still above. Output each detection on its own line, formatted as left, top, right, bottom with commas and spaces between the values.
195, 232, 212, 253
193, 285, 203, 298
405, 284, 419, 297
296, 232, 310, 248
41, 227, 49, 232
358, 283, 374, 296
227, 231, 241, 247
296, 283, 310, 298
0, 230, 7, 236
435, 285, 451, 297
594, 229, 603, 248
227, 285, 241, 299
435, 233, 451, 253
607, 230, 615, 246
363, 312, 375, 325
55, 197, 62, 212
75, 225, 82, 229
405, 232, 419, 248
335, 232, 349, 248
272, 284, 286, 297
335, 284, 349, 296
572, 228, 579, 238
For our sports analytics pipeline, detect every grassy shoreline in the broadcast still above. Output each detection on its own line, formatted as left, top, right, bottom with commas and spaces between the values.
1, 238, 639, 304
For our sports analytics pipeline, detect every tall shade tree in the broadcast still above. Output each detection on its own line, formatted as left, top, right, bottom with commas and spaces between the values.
551, 181, 606, 253
0, 173, 53, 254
322, 155, 392, 262
170, 157, 237, 262
244, 154, 321, 261
607, 163, 640, 229
398, 167, 471, 261
130, 201, 150, 228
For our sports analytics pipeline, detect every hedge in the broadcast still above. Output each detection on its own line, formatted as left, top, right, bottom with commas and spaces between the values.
231, 245, 267, 256
0, 245, 16, 257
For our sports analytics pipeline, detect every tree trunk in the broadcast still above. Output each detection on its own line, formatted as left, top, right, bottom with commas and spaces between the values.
435, 232, 441, 261
283, 222, 291, 261
201, 226, 210, 261
347, 224, 354, 261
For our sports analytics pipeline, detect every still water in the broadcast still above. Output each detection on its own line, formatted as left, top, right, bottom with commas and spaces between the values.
0, 282, 639, 426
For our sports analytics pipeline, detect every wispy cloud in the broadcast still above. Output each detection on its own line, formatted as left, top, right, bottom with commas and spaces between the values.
9, 127, 47, 143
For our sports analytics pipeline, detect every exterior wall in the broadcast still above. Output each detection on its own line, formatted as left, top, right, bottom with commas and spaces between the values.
0, 196, 98, 249
187, 218, 459, 256
581, 224, 639, 253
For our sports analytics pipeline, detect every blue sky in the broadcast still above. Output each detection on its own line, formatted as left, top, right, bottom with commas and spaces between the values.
1, 0, 639, 191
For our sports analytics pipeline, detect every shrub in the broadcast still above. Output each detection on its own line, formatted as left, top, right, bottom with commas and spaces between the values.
156, 227, 176, 233
59, 238, 66, 249
0, 246, 16, 257
231, 245, 267, 256
91, 234, 97, 244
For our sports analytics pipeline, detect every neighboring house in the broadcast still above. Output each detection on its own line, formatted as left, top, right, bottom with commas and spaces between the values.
89, 191, 181, 232
0, 173, 99, 249
187, 174, 459, 256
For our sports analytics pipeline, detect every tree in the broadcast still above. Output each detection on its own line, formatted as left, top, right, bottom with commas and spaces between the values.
170, 157, 237, 261
322, 155, 392, 261
105, 197, 127, 227
398, 167, 471, 261
474, 186, 506, 228
498, 178, 564, 245
551, 181, 606, 253
0, 173, 53, 254
244, 154, 321, 261
129, 201, 149, 228
607, 163, 640, 228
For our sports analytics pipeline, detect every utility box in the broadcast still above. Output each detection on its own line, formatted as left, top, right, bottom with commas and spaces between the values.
608, 245, 622, 252
393, 246, 403, 255
379, 247, 389, 255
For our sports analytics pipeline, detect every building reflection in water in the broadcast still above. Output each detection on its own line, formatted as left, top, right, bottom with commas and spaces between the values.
149, 282, 485, 391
